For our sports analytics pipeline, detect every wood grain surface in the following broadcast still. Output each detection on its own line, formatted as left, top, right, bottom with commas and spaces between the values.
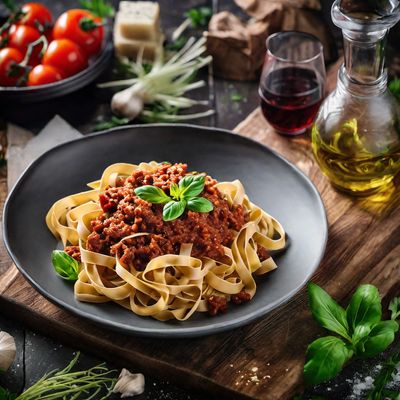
1, 107, 399, 399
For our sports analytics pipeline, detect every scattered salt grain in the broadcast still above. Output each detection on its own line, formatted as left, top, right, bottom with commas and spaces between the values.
349, 375, 374, 399
251, 367, 258, 372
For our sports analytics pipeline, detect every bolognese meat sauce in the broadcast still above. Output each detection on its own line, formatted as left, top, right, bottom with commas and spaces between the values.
84, 163, 260, 315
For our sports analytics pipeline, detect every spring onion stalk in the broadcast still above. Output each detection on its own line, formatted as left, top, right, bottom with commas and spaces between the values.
98, 37, 213, 122
15, 353, 117, 400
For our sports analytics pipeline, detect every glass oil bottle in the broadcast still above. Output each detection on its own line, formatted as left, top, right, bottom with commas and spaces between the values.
311, 0, 400, 195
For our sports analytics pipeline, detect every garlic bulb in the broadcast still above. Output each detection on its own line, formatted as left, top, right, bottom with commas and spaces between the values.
0, 331, 16, 372
113, 368, 145, 398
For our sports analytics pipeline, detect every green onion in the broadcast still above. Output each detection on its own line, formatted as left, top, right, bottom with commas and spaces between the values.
98, 37, 213, 123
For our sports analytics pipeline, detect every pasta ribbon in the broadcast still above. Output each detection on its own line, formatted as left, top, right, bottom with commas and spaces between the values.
46, 163, 286, 321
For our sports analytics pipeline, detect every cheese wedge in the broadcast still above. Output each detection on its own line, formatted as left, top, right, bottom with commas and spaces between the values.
117, 1, 160, 41
114, 24, 163, 61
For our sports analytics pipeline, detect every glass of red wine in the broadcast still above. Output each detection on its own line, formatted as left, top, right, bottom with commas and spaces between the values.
259, 31, 326, 135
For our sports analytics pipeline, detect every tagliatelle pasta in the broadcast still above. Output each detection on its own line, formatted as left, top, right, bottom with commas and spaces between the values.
46, 162, 285, 321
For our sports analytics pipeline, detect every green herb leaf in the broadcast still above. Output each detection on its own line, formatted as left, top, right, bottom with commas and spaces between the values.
389, 297, 400, 320
187, 197, 213, 213
231, 93, 243, 102
366, 351, 400, 400
51, 250, 79, 281
179, 175, 205, 199
389, 79, 400, 102
134, 186, 171, 204
94, 116, 130, 131
308, 283, 351, 340
352, 324, 372, 346
359, 320, 399, 358
346, 284, 382, 333
1, 0, 16, 12
0, 387, 17, 400
80, 0, 115, 18
165, 36, 188, 51
163, 200, 186, 221
13, 352, 117, 399
170, 183, 180, 200
185, 7, 212, 28
304, 336, 353, 386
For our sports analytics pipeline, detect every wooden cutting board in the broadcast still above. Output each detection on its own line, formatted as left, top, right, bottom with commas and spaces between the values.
1, 109, 400, 400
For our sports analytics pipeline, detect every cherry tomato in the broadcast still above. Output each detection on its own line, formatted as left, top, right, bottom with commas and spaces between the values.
28, 64, 63, 86
0, 47, 24, 86
53, 9, 104, 57
42, 39, 88, 77
19, 3, 52, 31
8, 24, 43, 65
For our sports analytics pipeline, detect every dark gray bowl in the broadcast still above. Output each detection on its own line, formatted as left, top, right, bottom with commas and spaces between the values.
0, 37, 113, 103
3, 124, 328, 337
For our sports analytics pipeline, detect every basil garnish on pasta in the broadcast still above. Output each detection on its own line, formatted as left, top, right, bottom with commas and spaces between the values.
134, 174, 214, 221
51, 250, 79, 281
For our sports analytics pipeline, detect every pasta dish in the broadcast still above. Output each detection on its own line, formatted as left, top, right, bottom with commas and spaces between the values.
46, 162, 285, 321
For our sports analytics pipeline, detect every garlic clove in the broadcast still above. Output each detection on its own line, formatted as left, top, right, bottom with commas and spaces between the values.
0, 331, 16, 372
111, 86, 144, 120
113, 368, 145, 398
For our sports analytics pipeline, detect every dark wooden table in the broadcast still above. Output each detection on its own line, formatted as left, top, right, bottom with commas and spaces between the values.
0, 1, 399, 399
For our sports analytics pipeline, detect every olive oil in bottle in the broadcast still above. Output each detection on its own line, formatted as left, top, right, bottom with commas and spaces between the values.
311, 0, 400, 196
312, 119, 400, 195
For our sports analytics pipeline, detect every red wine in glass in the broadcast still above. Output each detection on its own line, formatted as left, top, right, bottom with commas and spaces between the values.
259, 67, 323, 135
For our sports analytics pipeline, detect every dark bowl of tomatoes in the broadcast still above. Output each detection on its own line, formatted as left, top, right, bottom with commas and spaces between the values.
0, 3, 113, 103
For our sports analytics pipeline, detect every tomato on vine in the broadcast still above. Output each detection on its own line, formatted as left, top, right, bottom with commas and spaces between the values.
8, 24, 46, 66
42, 39, 88, 77
53, 9, 104, 57
19, 3, 53, 31
0, 47, 24, 86
28, 64, 63, 86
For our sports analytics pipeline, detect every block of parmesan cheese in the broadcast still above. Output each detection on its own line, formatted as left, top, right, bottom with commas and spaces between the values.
117, 1, 160, 41
114, 24, 163, 61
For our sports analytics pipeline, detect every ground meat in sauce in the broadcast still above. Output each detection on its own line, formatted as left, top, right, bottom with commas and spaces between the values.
65, 245, 81, 262
207, 295, 228, 316
86, 163, 250, 271
231, 290, 251, 305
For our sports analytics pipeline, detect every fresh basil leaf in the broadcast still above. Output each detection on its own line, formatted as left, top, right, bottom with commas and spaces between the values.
308, 283, 351, 340
346, 284, 382, 333
170, 183, 181, 200
51, 250, 79, 281
389, 297, 400, 321
134, 186, 171, 204
179, 175, 205, 199
163, 200, 186, 221
304, 336, 353, 386
352, 324, 372, 346
358, 320, 399, 358
187, 197, 213, 213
